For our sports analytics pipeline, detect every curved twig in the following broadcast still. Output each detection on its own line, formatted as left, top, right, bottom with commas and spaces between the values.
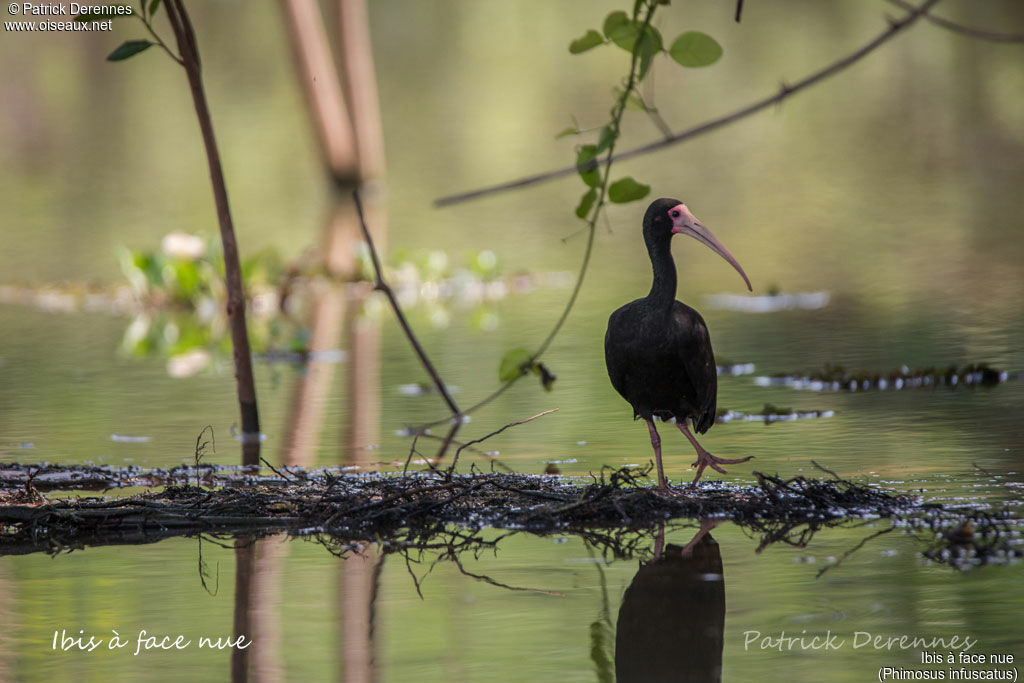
353, 191, 459, 415
886, 0, 1024, 43
434, 0, 942, 208
450, 408, 559, 473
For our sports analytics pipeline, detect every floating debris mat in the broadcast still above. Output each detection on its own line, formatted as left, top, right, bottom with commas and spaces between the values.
717, 404, 834, 424
755, 363, 1015, 392
0, 464, 915, 555
1, 465, 1020, 569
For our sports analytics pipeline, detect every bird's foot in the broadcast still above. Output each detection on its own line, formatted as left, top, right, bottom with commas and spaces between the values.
688, 451, 753, 486
650, 480, 686, 497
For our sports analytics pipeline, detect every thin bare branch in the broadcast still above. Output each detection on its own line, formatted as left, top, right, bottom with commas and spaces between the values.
260, 457, 300, 482
434, 0, 942, 208
450, 408, 559, 473
138, 9, 183, 65
413, 378, 516, 432
402, 432, 422, 475
352, 191, 461, 424
165, 0, 261, 463
436, 422, 463, 470
886, 0, 1024, 43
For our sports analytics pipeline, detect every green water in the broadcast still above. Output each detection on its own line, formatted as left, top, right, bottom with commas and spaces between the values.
2, 1, 1023, 680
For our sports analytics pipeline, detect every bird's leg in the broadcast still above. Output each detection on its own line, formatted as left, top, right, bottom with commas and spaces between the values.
652, 523, 665, 560
645, 419, 669, 491
676, 421, 752, 486
679, 519, 722, 557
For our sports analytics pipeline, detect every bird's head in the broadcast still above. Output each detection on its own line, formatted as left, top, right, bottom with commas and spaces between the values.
643, 197, 752, 292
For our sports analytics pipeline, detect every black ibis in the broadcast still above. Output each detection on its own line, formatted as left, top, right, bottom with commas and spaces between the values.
604, 198, 752, 490
615, 525, 725, 682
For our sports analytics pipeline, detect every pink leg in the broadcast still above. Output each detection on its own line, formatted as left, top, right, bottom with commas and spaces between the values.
652, 523, 665, 560
676, 421, 752, 486
679, 519, 721, 557
645, 419, 669, 491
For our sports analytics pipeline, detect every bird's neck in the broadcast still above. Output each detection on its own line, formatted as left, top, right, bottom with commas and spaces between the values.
646, 237, 677, 311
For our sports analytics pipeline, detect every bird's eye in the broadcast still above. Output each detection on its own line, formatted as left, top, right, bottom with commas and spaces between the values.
670, 210, 680, 218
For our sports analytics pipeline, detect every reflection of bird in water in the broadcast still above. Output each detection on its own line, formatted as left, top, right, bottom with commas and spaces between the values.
605, 198, 752, 489
616, 524, 726, 682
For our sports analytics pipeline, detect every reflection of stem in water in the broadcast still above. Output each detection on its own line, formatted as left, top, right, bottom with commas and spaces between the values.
232, 536, 257, 681
587, 543, 616, 683
277, 199, 383, 468
344, 287, 381, 463
251, 534, 288, 683
0, 558, 15, 681
197, 535, 220, 596
279, 277, 347, 468
341, 543, 382, 682
281, 0, 387, 467
815, 525, 895, 579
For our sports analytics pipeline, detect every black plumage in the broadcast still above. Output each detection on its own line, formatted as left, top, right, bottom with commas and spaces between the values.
605, 198, 752, 489
615, 530, 726, 682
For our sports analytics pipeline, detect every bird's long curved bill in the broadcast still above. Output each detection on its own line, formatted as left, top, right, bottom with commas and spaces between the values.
673, 218, 752, 292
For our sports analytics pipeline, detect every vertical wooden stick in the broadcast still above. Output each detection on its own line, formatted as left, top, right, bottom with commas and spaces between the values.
165, 0, 261, 464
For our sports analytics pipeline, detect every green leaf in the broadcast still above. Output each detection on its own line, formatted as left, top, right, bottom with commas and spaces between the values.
608, 177, 651, 203
575, 188, 597, 219
614, 86, 646, 111
131, 251, 164, 286
569, 29, 604, 54
668, 31, 723, 67
603, 11, 648, 53
595, 125, 617, 154
556, 115, 581, 139
107, 40, 154, 62
170, 260, 204, 303
636, 26, 663, 80
602, 11, 630, 40
576, 144, 601, 188
499, 348, 533, 383
148, 0, 162, 16
607, 23, 640, 52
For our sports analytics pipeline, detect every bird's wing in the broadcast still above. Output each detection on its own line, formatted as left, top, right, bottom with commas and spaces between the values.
671, 302, 718, 432
604, 308, 633, 399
